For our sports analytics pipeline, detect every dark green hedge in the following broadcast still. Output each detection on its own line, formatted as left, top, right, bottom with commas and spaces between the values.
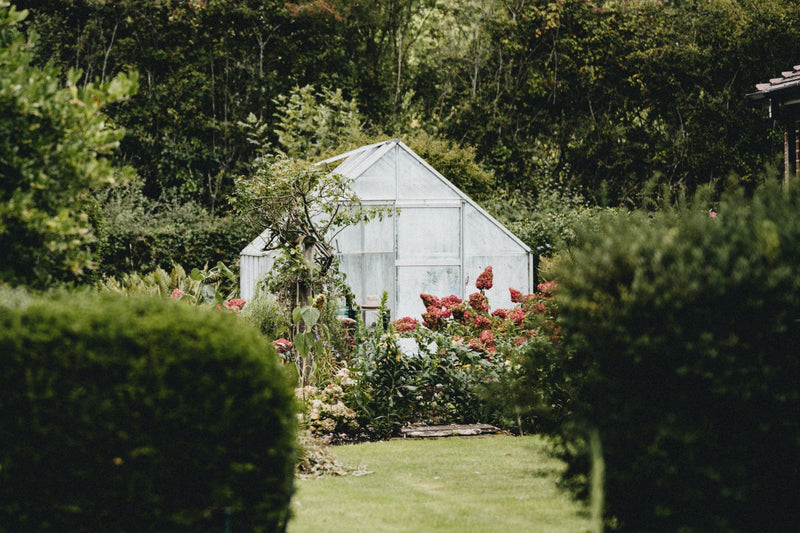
95, 184, 252, 279
554, 183, 800, 532
0, 291, 296, 532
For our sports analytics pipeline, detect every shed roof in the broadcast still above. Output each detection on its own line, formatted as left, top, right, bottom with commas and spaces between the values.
747, 65, 800, 101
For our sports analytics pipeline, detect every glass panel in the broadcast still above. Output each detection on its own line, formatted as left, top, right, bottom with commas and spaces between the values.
364, 215, 395, 253
397, 207, 460, 260
396, 266, 461, 319
362, 253, 395, 310
350, 150, 396, 201
397, 149, 459, 200
332, 223, 362, 253
463, 203, 526, 255
465, 255, 532, 311
337, 254, 364, 303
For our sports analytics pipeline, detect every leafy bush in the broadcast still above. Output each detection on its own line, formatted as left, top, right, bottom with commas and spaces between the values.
0, 5, 137, 287
98, 262, 240, 309
351, 326, 488, 439
554, 182, 800, 532
340, 268, 562, 439
0, 290, 296, 532
241, 289, 292, 340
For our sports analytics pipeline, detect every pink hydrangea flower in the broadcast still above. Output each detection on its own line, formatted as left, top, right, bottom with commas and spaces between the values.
272, 338, 293, 354
509, 288, 522, 303
479, 329, 495, 346
440, 294, 463, 309
422, 310, 442, 330
473, 315, 492, 329
537, 281, 557, 296
491, 309, 508, 319
469, 292, 488, 312
420, 293, 441, 308
225, 298, 246, 312
476, 266, 493, 290
170, 288, 184, 299
393, 316, 419, 332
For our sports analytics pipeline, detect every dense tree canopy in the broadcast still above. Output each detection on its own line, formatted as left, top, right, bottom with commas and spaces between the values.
18, 0, 800, 208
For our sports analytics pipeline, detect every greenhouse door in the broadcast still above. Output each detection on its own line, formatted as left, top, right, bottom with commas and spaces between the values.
395, 201, 462, 319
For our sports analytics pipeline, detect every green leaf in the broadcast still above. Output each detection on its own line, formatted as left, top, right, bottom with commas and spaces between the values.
189, 268, 204, 281
293, 305, 320, 328
294, 332, 314, 357
200, 284, 216, 304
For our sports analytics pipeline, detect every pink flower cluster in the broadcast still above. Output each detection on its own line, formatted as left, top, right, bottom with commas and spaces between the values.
396, 267, 562, 355
475, 266, 493, 291
272, 338, 293, 354
224, 298, 246, 312
415, 293, 464, 330
394, 316, 419, 332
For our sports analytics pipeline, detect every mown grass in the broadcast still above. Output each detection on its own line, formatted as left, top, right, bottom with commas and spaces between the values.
288, 435, 591, 533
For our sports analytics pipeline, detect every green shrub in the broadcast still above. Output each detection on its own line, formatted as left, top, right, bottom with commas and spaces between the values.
96, 182, 251, 279
554, 182, 800, 532
0, 291, 296, 532
241, 290, 291, 340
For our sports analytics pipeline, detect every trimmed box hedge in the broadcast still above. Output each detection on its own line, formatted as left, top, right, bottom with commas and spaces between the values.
0, 291, 296, 532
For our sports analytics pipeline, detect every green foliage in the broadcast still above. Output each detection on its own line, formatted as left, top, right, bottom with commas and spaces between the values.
96, 181, 251, 279
553, 181, 800, 531
350, 327, 485, 439
0, 290, 296, 532
241, 290, 291, 340
0, 3, 137, 287
272, 84, 364, 161
26, 0, 290, 208
98, 262, 239, 309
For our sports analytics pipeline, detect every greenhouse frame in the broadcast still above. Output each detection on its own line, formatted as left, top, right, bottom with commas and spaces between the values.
240, 139, 535, 323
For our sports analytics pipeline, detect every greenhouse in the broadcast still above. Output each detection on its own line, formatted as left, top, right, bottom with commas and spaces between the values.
240, 139, 534, 323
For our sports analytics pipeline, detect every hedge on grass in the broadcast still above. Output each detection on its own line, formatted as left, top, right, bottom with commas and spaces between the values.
0, 291, 296, 532
554, 182, 800, 532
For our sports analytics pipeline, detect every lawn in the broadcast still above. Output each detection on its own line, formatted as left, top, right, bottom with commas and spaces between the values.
288, 435, 591, 533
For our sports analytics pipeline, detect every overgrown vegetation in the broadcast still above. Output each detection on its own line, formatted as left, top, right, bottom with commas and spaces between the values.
0, 3, 136, 287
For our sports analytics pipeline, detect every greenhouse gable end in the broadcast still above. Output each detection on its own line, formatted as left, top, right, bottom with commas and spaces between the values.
240, 139, 534, 322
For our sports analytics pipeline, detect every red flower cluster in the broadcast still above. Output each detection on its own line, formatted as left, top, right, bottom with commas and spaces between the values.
440, 295, 463, 309
473, 315, 491, 329
393, 316, 419, 332
224, 298, 246, 312
537, 281, 557, 297
272, 338, 293, 354
420, 293, 440, 308
406, 267, 562, 356
507, 307, 526, 326
468, 292, 488, 312
476, 266, 493, 290
420, 294, 463, 330
423, 307, 451, 329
